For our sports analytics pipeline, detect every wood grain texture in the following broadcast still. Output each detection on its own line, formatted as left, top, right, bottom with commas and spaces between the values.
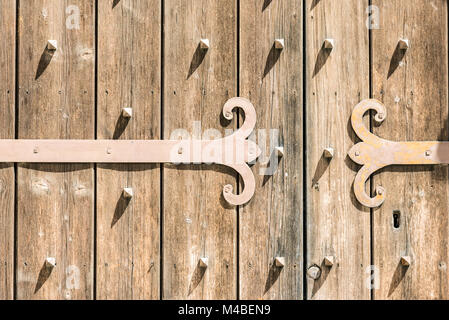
306, 0, 370, 300
239, 0, 303, 300
0, 0, 16, 300
163, 0, 237, 300
16, 0, 94, 299
97, 0, 161, 300
372, 0, 449, 300
1, 0, 448, 301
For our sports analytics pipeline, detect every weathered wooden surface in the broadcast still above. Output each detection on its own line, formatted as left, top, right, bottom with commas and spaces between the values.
1, 0, 449, 301
372, 0, 449, 299
306, 0, 371, 299
16, 0, 94, 299
0, 0, 16, 300
239, 0, 303, 300
97, 0, 161, 300
163, 0, 237, 299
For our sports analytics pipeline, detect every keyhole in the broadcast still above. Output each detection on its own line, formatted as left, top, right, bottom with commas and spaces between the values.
393, 210, 401, 229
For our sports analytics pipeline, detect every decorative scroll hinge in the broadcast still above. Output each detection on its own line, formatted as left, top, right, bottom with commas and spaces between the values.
349, 99, 448, 208
1, 97, 261, 206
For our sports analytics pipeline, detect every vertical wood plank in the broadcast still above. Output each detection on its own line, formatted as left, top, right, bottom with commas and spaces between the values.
16, 0, 94, 300
0, 0, 16, 300
306, 0, 371, 299
239, 0, 303, 300
97, 0, 161, 299
163, 0, 237, 299
372, 0, 449, 299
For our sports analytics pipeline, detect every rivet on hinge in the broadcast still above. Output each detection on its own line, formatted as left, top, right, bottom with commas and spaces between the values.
223, 185, 233, 195
274, 39, 285, 50
199, 257, 208, 268
47, 40, 58, 51
200, 39, 210, 50
0, 97, 260, 207
275, 257, 285, 268
324, 39, 334, 50
122, 187, 133, 199
376, 186, 385, 196
224, 111, 233, 119
121, 107, 133, 118
376, 112, 385, 121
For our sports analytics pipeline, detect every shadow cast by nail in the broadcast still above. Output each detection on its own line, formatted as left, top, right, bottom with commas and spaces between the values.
147, 262, 155, 274
312, 43, 331, 78
34, 261, 55, 294
310, 0, 321, 10
311, 152, 331, 188
387, 43, 407, 79
262, 150, 281, 186
187, 44, 208, 79
263, 44, 282, 78
262, 0, 272, 11
311, 261, 331, 298
111, 194, 132, 228
112, 0, 120, 9
113, 114, 131, 139
388, 261, 409, 297
264, 261, 283, 294
35, 46, 56, 80
188, 260, 207, 296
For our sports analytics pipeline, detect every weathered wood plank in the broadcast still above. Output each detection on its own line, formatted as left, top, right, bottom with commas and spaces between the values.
16, 0, 94, 300
372, 0, 449, 300
306, 0, 371, 299
96, 0, 161, 300
163, 0, 237, 299
0, 0, 16, 300
239, 0, 303, 300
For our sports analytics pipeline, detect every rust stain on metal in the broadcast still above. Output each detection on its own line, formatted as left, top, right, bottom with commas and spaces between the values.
349, 99, 448, 208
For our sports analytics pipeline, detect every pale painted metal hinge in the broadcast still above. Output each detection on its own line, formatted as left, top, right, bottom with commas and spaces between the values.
349, 99, 447, 208
1, 97, 261, 206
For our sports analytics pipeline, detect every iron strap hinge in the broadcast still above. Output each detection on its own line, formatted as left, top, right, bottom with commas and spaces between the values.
349, 99, 448, 208
1, 97, 261, 206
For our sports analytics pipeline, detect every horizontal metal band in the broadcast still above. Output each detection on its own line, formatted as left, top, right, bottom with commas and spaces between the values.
0, 139, 258, 164
0, 140, 180, 163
